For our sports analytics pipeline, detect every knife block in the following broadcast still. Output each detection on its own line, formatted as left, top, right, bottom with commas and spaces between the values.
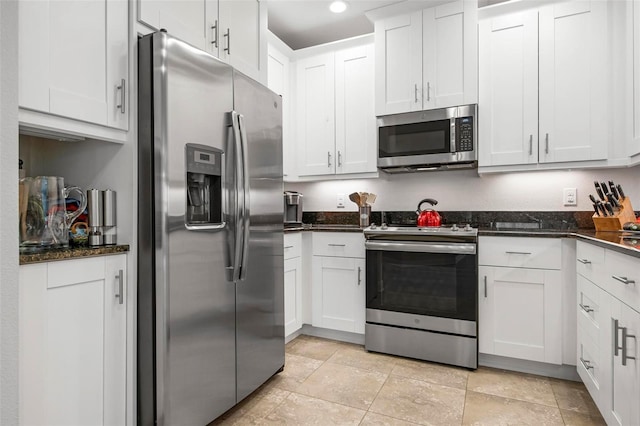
592, 197, 637, 231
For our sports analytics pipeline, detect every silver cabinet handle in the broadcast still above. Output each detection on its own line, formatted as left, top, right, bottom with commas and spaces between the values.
426, 81, 431, 102
580, 357, 594, 371
211, 20, 218, 47
577, 258, 591, 264
483, 276, 487, 298
612, 275, 635, 285
116, 79, 126, 114
622, 326, 636, 366
327, 151, 332, 167
505, 251, 532, 255
414, 84, 419, 103
528, 134, 533, 155
224, 28, 230, 54
284, 245, 293, 249
615, 319, 621, 357
115, 269, 124, 305
545, 133, 549, 154
357, 267, 362, 286
338, 151, 342, 167
579, 303, 594, 313
328, 244, 346, 247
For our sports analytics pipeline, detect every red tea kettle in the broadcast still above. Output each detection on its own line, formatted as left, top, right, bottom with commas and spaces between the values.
416, 198, 441, 227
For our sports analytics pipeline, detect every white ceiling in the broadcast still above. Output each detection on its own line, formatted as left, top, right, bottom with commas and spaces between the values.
267, 0, 403, 50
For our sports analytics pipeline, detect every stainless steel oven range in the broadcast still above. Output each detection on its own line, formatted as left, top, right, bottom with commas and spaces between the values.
364, 224, 478, 369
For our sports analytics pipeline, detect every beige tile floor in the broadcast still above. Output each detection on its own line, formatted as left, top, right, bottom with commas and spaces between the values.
211, 335, 606, 425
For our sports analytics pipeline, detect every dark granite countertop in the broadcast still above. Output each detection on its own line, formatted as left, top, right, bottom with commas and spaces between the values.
285, 224, 364, 233
20, 245, 130, 265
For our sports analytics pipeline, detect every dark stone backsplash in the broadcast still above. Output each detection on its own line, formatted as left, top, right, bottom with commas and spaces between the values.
302, 210, 640, 230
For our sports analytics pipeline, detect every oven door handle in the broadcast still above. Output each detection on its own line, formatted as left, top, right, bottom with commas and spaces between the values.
365, 241, 476, 255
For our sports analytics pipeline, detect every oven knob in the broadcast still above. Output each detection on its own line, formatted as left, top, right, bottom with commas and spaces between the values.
451, 224, 459, 231
370, 223, 376, 229
381, 223, 388, 230
464, 224, 472, 231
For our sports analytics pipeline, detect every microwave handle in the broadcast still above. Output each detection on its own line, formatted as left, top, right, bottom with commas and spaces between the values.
450, 118, 456, 153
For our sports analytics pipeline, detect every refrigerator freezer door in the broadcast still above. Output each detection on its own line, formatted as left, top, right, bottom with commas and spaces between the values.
138, 33, 237, 425
232, 71, 285, 402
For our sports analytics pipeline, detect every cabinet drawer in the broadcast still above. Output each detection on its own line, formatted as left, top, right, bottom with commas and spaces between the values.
312, 232, 365, 258
604, 249, 640, 312
284, 232, 302, 260
576, 240, 605, 283
479, 236, 561, 269
577, 275, 606, 344
48, 257, 106, 289
577, 325, 603, 405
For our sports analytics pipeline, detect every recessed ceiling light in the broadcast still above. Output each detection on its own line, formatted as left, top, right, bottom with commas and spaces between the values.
329, 0, 348, 13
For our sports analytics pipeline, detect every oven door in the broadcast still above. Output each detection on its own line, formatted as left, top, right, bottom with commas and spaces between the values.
365, 240, 477, 336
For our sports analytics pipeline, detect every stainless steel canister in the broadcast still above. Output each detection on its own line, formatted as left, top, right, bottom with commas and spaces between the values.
87, 188, 103, 246
103, 189, 117, 245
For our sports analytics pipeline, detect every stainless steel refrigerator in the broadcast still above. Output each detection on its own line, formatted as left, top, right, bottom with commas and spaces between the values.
137, 32, 284, 425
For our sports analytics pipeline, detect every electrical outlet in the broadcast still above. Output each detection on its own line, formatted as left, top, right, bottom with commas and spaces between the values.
337, 193, 345, 208
563, 188, 577, 206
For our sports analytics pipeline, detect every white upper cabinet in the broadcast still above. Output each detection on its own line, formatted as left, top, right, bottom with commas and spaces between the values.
479, 0, 608, 169
335, 45, 376, 175
139, 0, 207, 50
422, 1, 478, 110
479, 11, 539, 166
374, 12, 423, 115
374, 0, 477, 116
19, 0, 129, 136
218, 0, 264, 81
296, 39, 376, 178
538, 1, 607, 163
629, 0, 640, 160
296, 53, 336, 176
138, 0, 266, 83
267, 39, 294, 179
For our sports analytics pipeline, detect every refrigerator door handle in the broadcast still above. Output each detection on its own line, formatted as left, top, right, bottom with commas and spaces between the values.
230, 111, 244, 282
237, 113, 250, 281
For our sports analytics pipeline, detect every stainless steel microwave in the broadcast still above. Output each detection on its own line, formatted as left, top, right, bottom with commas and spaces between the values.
377, 104, 477, 173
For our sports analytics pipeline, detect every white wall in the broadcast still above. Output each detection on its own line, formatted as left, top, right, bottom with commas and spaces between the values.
0, 0, 19, 423
286, 166, 640, 213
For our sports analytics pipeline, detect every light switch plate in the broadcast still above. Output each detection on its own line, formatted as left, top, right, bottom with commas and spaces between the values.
563, 188, 577, 206
337, 193, 345, 208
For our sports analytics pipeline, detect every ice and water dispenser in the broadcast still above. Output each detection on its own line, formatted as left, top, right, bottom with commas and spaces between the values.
185, 144, 223, 226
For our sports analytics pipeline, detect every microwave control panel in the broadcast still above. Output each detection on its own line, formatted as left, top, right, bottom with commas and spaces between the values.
456, 117, 474, 152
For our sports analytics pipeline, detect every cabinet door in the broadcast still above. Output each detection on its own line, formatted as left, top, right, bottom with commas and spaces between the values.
205, 0, 220, 57
296, 53, 336, 176
267, 42, 294, 179
138, 0, 207, 50
479, 266, 562, 364
19, 0, 128, 130
284, 257, 302, 337
312, 256, 365, 334
218, 0, 263, 82
104, 255, 127, 426
608, 299, 640, 426
539, 1, 607, 163
19, 256, 127, 426
374, 11, 423, 115
423, 0, 476, 109
478, 10, 538, 166
335, 44, 377, 175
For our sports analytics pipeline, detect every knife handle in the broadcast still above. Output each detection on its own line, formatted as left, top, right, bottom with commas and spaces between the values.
604, 202, 615, 216
596, 186, 605, 201
609, 181, 620, 199
600, 182, 610, 195
617, 184, 626, 199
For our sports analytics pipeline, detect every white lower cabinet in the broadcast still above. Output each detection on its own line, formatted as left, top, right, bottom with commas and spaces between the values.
576, 241, 640, 426
19, 254, 128, 426
478, 236, 563, 364
479, 265, 562, 364
311, 233, 366, 334
284, 233, 303, 337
